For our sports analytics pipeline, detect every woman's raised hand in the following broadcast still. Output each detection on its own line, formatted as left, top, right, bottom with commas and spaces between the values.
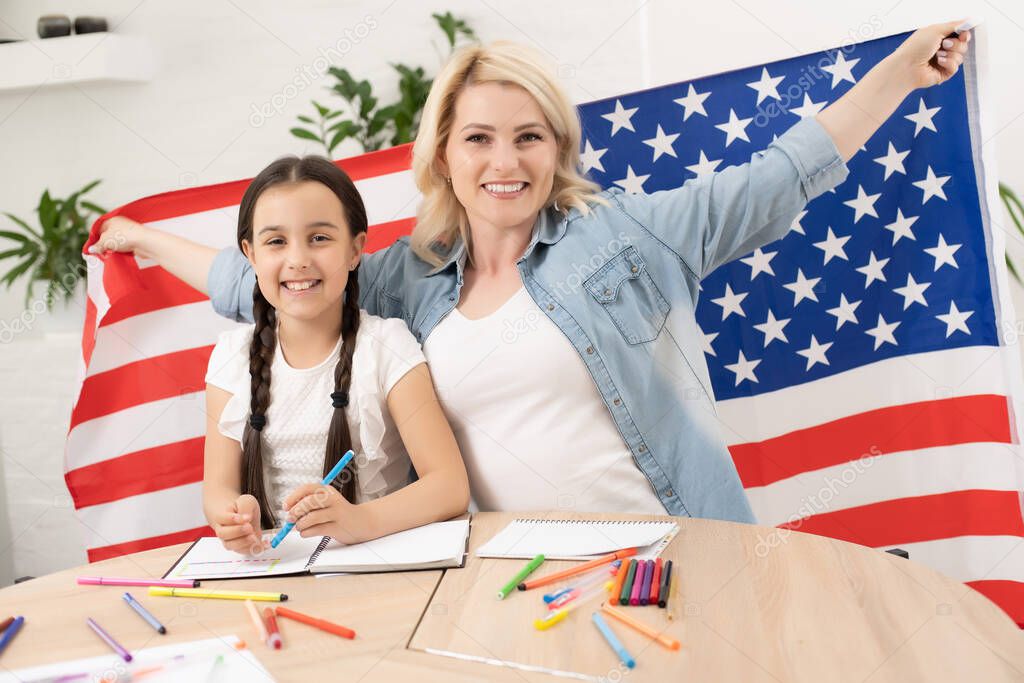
892, 21, 972, 90
89, 215, 151, 256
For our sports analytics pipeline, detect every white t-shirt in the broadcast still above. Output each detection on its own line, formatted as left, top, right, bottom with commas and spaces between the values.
204, 311, 426, 515
422, 287, 666, 514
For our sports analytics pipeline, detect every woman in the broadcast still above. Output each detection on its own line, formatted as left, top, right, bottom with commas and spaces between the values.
94, 21, 971, 523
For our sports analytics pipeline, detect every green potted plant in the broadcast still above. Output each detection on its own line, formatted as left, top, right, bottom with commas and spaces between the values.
0, 180, 106, 310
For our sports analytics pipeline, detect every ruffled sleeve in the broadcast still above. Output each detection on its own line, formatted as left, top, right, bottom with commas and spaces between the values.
350, 312, 427, 499
204, 325, 254, 443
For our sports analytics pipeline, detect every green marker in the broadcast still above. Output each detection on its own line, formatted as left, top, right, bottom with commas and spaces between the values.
498, 554, 545, 600
619, 559, 637, 605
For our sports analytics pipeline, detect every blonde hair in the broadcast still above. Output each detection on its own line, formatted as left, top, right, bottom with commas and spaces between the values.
410, 40, 607, 266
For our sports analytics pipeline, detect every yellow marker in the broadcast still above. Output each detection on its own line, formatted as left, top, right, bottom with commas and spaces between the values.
148, 586, 288, 602
534, 608, 570, 630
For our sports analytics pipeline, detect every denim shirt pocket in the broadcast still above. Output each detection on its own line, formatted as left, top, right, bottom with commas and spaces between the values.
376, 288, 406, 322
584, 246, 670, 344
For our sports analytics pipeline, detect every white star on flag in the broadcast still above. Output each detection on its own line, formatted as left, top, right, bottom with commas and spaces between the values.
724, 351, 760, 385
674, 84, 711, 121
873, 142, 910, 180
643, 125, 680, 161
613, 165, 650, 194
783, 268, 821, 306
700, 329, 718, 356
826, 294, 861, 329
893, 273, 931, 309
753, 310, 790, 347
740, 247, 777, 279
913, 166, 950, 204
686, 150, 723, 179
857, 252, 889, 287
790, 209, 808, 235
797, 335, 833, 370
865, 313, 900, 350
821, 51, 860, 88
924, 234, 962, 270
904, 97, 940, 136
843, 184, 881, 223
936, 301, 973, 338
790, 93, 828, 119
715, 109, 753, 147
711, 283, 748, 319
746, 67, 785, 104
579, 140, 607, 173
883, 208, 919, 245
602, 99, 638, 136
813, 227, 851, 264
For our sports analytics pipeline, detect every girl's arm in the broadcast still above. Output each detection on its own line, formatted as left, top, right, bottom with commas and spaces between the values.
203, 384, 269, 553
283, 363, 470, 544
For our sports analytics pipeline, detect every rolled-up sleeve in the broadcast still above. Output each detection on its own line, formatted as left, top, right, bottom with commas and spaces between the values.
612, 116, 848, 280
208, 248, 256, 323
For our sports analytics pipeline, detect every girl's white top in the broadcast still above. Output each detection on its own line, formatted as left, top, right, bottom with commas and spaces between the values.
205, 311, 426, 514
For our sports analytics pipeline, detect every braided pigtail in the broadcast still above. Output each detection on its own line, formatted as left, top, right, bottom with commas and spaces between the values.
323, 272, 362, 502
240, 282, 279, 529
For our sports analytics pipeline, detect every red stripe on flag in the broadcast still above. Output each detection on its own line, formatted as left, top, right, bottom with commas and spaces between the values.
778, 490, 1024, 547
81, 296, 98, 366
98, 267, 208, 328
966, 580, 1024, 629
87, 525, 214, 563
731, 395, 1012, 488
366, 217, 416, 253
66, 438, 204, 509
70, 346, 213, 430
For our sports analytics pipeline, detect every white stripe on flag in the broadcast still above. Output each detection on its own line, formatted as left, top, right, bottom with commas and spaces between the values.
747, 442, 1024, 526
893, 535, 1024, 585
715, 345, 1012, 445
66, 392, 206, 470
77, 482, 207, 548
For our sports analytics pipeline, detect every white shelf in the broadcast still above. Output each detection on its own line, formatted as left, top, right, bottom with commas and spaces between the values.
0, 33, 153, 92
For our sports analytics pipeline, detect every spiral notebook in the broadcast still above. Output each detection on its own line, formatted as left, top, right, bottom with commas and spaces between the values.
163, 519, 470, 580
475, 518, 679, 560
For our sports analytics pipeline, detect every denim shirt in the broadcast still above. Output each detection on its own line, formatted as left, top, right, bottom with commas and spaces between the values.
209, 117, 848, 523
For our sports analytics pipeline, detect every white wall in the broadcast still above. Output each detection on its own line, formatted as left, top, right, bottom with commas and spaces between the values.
0, 0, 1021, 582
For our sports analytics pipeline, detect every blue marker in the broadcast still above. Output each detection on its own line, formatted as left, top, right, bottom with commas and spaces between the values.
123, 591, 166, 634
0, 616, 24, 656
591, 612, 635, 669
271, 450, 354, 548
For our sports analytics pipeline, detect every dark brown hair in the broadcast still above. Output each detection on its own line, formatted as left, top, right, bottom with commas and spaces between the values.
236, 156, 368, 529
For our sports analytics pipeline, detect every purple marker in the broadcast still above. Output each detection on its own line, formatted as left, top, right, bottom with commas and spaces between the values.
639, 560, 654, 605
86, 617, 132, 662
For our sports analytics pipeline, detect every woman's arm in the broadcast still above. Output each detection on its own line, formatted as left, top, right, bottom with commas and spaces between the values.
817, 21, 970, 160
283, 363, 470, 544
203, 384, 268, 553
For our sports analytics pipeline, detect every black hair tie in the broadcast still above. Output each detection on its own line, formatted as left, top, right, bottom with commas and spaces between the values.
331, 391, 349, 409
249, 413, 267, 431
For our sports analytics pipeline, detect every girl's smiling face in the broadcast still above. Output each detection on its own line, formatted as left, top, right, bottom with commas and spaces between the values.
241, 181, 365, 325
440, 81, 559, 237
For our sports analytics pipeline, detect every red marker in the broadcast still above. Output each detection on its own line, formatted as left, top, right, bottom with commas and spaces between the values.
263, 607, 282, 649
649, 558, 663, 604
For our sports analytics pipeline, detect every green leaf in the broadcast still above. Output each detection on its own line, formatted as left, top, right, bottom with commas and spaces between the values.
297, 115, 315, 124
0, 229, 31, 245
290, 127, 323, 142
1, 256, 35, 288
77, 179, 102, 196
80, 201, 107, 216
2, 212, 42, 240
325, 110, 343, 121
312, 100, 329, 117
38, 191, 58, 232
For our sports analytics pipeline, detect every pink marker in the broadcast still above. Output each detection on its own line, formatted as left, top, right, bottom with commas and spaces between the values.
78, 576, 199, 588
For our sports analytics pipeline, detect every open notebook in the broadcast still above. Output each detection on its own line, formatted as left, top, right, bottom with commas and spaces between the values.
163, 519, 470, 580
475, 518, 679, 560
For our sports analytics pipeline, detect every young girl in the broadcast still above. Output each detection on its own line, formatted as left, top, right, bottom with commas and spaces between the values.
202, 155, 469, 555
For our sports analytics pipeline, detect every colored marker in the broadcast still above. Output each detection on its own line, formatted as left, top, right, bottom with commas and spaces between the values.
534, 580, 613, 630
640, 560, 654, 606
272, 450, 354, 548
87, 617, 132, 662
0, 616, 13, 634
610, 561, 629, 603
264, 608, 282, 649
658, 560, 673, 608
549, 564, 620, 610
123, 592, 166, 634
619, 559, 637, 605
518, 548, 637, 591
649, 558, 663, 605
0, 616, 24, 656
543, 587, 572, 604
245, 600, 269, 645
629, 560, 646, 606
499, 554, 545, 600
78, 576, 198, 588
591, 612, 635, 669
276, 606, 355, 639
148, 587, 287, 602
601, 601, 681, 651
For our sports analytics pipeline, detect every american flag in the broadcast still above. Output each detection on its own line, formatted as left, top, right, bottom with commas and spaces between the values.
71, 29, 1024, 625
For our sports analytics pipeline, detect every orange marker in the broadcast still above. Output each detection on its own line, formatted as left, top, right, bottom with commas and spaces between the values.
610, 561, 629, 602
601, 600, 680, 651
275, 606, 355, 639
518, 548, 637, 591
263, 608, 282, 649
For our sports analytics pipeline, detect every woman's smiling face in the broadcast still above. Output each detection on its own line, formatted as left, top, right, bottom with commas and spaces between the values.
441, 81, 559, 236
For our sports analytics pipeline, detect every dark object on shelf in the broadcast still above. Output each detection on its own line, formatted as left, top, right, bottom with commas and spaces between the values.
74, 17, 108, 34
37, 15, 72, 38
885, 548, 910, 560
0, 39, 20, 44
14, 576, 35, 584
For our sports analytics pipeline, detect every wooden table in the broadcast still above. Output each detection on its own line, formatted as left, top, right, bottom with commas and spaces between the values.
1, 512, 1022, 681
